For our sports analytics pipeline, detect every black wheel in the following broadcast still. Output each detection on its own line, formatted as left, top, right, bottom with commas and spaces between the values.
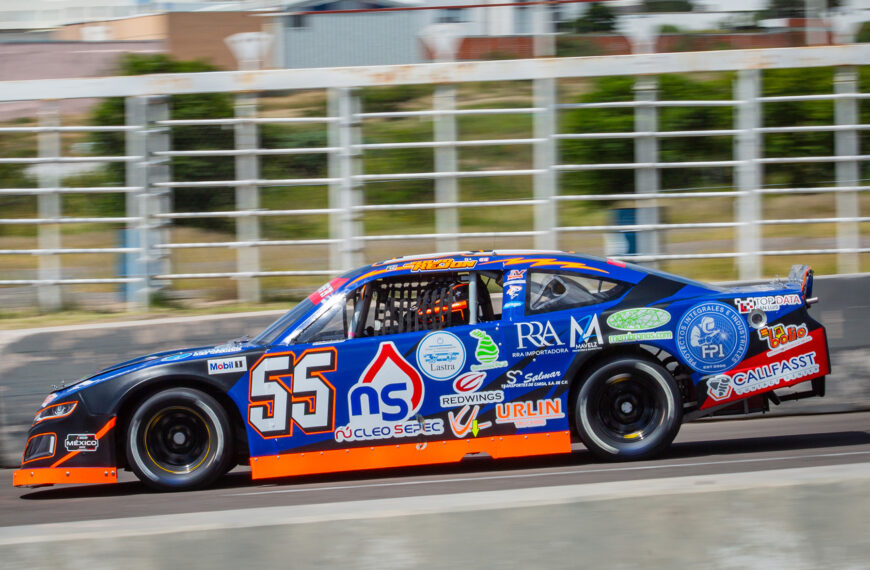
126, 388, 233, 491
574, 357, 682, 461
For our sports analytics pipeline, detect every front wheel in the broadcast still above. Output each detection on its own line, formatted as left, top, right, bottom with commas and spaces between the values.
126, 387, 234, 491
574, 357, 682, 461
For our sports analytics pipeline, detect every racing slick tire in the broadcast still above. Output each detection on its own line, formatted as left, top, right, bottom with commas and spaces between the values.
574, 356, 682, 461
126, 387, 234, 491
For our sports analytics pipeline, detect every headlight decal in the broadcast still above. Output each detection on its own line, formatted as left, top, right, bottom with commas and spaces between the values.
33, 401, 77, 425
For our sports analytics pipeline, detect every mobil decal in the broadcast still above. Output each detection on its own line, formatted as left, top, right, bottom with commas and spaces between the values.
705, 351, 820, 402
448, 405, 492, 438
513, 314, 603, 358
758, 323, 811, 356
495, 398, 565, 428
207, 356, 247, 375
676, 302, 749, 374
335, 342, 443, 442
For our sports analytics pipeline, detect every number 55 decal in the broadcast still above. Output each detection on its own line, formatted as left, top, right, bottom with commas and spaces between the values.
248, 348, 336, 438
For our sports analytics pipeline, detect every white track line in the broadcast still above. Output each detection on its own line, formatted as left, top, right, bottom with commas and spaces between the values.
2, 462, 870, 545
227, 449, 870, 497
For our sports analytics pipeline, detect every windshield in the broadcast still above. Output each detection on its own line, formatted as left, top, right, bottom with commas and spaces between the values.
253, 298, 316, 346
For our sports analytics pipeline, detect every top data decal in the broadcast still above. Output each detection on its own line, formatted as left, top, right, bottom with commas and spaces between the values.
676, 302, 749, 374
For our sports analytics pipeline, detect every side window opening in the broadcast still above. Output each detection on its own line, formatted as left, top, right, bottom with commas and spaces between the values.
295, 296, 353, 344
350, 271, 502, 338
527, 271, 626, 315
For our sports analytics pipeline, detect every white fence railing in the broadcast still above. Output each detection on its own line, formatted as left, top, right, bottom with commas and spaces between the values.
0, 44, 868, 309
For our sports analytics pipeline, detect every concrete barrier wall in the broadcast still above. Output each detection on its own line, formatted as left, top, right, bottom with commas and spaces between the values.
1, 273, 867, 467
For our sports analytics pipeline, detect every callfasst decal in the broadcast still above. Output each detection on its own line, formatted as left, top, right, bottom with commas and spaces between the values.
705, 351, 820, 402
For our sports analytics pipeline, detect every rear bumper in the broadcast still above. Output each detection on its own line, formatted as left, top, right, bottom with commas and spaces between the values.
13, 467, 118, 487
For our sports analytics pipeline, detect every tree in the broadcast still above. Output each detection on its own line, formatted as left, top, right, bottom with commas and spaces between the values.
763, 0, 840, 19
643, 0, 693, 12
573, 2, 617, 34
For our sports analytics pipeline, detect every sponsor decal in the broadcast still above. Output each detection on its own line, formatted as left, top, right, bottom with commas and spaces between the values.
335, 342, 429, 442
65, 434, 98, 452
608, 330, 673, 343
470, 330, 508, 371
448, 405, 491, 438
503, 301, 523, 310
734, 294, 801, 314
504, 369, 565, 388
495, 398, 565, 428
191, 345, 244, 358
513, 314, 603, 358
416, 331, 466, 380
506, 269, 527, 282
453, 371, 486, 393
440, 390, 505, 408
506, 285, 523, 299
705, 351, 820, 402
400, 258, 476, 272
207, 356, 247, 375
307, 277, 348, 304
334, 419, 445, 442
606, 307, 671, 331
758, 323, 811, 356
676, 302, 748, 374
161, 352, 192, 362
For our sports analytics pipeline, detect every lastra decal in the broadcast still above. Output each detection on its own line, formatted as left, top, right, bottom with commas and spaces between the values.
470, 330, 508, 371
734, 294, 801, 314
606, 308, 671, 331
676, 302, 748, 374
416, 331, 466, 380
758, 323, 811, 356
335, 342, 443, 443
495, 398, 565, 428
513, 314, 603, 358
705, 351, 820, 402
448, 405, 491, 438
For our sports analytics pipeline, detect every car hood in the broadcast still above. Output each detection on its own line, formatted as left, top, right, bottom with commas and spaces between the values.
43, 342, 259, 405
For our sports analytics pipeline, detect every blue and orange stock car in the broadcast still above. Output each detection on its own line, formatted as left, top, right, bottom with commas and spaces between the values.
14, 251, 830, 491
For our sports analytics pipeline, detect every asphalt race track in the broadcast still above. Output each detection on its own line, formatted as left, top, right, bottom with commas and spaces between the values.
3, 411, 869, 527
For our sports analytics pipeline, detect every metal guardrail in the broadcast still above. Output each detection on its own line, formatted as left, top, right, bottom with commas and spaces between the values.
0, 44, 868, 309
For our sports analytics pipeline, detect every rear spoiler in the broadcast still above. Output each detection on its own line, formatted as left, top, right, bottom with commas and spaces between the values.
787, 264, 816, 305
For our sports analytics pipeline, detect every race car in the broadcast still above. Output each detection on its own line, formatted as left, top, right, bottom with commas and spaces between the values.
14, 251, 830, 491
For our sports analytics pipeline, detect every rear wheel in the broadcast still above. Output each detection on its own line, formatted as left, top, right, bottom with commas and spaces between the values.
126, 388, 233, 491
574, 357, 682, 461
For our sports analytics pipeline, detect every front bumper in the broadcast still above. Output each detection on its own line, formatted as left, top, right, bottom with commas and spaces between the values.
13, 407, 119, 487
